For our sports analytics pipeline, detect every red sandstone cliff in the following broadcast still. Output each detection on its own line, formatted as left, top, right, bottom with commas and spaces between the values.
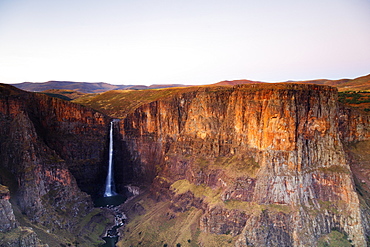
119, 83, 370, 246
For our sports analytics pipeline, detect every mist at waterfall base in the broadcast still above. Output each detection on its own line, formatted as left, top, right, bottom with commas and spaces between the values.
95, 121, 125, 207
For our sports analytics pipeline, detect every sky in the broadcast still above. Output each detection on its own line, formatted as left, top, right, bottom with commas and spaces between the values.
0, 0, 369, 85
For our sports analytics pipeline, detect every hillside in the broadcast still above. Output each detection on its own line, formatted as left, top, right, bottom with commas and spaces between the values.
292, 74, 370, 92
334, 74, 370, 91
41, 89, 86, 101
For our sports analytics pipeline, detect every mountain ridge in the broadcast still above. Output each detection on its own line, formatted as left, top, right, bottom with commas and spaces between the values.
211, 74, 370, 91
10, 74, 370, 94
11, 81, 191, 93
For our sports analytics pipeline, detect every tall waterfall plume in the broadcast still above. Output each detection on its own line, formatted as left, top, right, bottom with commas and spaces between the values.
104, 121, 117, 197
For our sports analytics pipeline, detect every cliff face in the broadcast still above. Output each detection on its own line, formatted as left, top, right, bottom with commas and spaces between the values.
0, 185, 43, 247
1, 82, 369, 246
339, 105, 370, 142
0, 84, 111, 244
120, 84, 370, 246
0, 185, 17, 232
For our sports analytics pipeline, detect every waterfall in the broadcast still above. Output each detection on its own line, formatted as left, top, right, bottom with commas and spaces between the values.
104, 121, 117, 197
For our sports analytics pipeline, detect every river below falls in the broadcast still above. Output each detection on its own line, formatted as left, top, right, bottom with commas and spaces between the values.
94, 194, 126, 247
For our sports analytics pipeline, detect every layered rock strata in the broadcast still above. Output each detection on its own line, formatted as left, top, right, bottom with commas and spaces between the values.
121, 84, 369, 246
0, 84, 110, 233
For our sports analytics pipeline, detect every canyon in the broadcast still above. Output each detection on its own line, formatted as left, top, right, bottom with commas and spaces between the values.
0, 81, 370, 246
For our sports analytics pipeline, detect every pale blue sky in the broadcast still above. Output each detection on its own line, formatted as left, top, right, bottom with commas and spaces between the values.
0, 0, 369, 85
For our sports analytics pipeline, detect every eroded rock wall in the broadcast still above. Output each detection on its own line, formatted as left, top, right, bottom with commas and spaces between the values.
121, 84, 369, 246
0, 185, 17, 232
0, 85, 110, 231
0, 185, 44, 247
339, 105, 370, 142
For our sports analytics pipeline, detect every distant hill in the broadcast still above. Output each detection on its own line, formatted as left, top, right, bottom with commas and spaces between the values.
11, 81, 190, 94
212, 79, 263, 86
12, 81, 126, 93
286, 74, 370, 92
284, 74, 370, 91
11, 74, 370, 94
213, 74, 370, 92
41, 89, 86, 101
333, 74, 370, 91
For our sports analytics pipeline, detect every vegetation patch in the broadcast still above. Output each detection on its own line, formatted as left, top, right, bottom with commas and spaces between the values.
213, 154, 260, 178
170, 179, 222, 206
171, 179, 295, 216
317, 230, 352, 247
318, 165, 350, 174
348, 140, 370, 159
302, 198, 349, 218
197, 231, 236, 247
223, 200, 294, 215
0, 184, 9, 194
338, 91, 370, 113
118, 197, 203, 247
0, 227, 39, 246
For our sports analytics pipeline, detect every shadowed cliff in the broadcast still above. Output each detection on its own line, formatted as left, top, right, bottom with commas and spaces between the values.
0, 84, 115, 246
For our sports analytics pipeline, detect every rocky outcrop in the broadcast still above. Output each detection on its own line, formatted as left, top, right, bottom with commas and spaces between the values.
339, 105, 370, 142
0, 185, 44, 247
120, 84, 370, 246
0, 227, 43, 247
0, 185, 17, 232
0, 84, 111, 244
